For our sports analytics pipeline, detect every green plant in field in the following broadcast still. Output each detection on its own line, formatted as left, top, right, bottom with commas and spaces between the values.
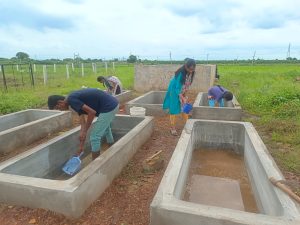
218, 63, 300, 174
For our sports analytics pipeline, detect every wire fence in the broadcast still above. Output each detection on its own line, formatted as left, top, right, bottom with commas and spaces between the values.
0, 62, 129, 92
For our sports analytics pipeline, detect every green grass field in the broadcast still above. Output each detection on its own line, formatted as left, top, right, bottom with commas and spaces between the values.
218, 64, 300, 173
0, 64, 134, 114
0, 63, 299, 174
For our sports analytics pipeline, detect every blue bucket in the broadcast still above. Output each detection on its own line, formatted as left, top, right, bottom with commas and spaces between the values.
183, 103, 193, 114
208, 99, 215, 107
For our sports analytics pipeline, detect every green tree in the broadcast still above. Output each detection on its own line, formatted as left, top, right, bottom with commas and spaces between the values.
127, 55, 137, 63
16, 52, 30, 62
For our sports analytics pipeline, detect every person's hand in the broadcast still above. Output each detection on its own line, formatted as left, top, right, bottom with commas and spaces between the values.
208, 95, 213, 100
76, 140, 85, 156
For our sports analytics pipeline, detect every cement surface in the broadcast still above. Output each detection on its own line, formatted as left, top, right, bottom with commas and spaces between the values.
114, 90, 133, 104
125, 91, 166, 116
0, 115, 154, 218
134, 64, 215, 92
192, 92, 242, 121
186, 175, 245, 211
0, 109, 72, 153
150, 119, 300, 225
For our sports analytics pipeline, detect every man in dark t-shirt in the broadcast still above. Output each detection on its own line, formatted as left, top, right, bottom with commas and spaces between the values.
48, 88, 119, 159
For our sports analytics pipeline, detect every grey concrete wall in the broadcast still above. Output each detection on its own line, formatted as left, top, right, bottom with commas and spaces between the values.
0, 109, 72, 154
125, 91, 167, 116
134, 64, 215, 92
192, 92, 242, 121
1, 116, 144, 178
114, 90, 133, 104
0, 115, 154, 218
150, 120, 300, 225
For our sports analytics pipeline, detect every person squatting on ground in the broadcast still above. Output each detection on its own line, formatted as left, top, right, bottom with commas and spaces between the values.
163, 58, 196, 136
207, 85, 233, 107
48, 88, 119, 160
97, 75, 123, 96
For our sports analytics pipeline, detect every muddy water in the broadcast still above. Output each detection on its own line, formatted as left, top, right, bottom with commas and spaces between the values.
184, 149, 258, 213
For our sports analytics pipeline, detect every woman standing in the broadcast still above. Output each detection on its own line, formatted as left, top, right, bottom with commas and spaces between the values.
163, 59, 196, 136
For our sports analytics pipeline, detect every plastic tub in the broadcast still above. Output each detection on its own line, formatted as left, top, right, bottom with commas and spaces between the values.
130, 107, 146, 117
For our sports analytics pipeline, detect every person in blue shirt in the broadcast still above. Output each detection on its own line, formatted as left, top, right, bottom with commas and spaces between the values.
208, 85, 233, 107
48, 88, 119, 160
163, 59, 196, 136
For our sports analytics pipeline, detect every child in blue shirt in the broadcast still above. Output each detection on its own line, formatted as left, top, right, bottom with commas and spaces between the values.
208, 85, 233, 107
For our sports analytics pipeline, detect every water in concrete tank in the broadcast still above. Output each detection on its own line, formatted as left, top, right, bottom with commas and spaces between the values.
44, 142, 111, 180
184, 149, 258, 213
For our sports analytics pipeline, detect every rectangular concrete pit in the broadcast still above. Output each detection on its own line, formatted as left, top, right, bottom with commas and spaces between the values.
0, 109, 72, 154
125, 91, 166, 116
192, 92, 242, 121
150, 120, 300, 225
114, 90, 133, 104
0, 115, 154, 217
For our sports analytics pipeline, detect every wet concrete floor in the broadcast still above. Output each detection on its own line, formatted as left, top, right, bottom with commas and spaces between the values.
184, 149, 258, 213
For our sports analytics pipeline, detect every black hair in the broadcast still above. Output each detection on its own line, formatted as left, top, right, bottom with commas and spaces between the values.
223, 91, 233, 101
97, 76, 113, 90
48, 95, 65, 109
175, 58, 196, 85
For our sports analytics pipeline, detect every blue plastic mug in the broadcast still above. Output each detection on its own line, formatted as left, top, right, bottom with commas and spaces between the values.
218, 98, 225, 107
208, 99, 215, 107
183, 103, 193, 114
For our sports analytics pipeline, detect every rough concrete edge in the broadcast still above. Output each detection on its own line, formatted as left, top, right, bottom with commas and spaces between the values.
193, 92, 242, 109
244, 122, 300, 217
115, 90, 133, 104
0, 115, 155, 192
0, 110, 71, 135
125, 91, 167, 115
68, 115, 155, 188
150, 119, 300, 225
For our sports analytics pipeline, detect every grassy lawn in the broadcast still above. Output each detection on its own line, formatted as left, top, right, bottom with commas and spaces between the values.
219, 64, 300, 174
0, 64, 134, 114
1, 63, 299, 175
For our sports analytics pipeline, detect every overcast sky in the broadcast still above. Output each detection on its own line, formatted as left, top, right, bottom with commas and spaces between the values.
0, 0, 300, 60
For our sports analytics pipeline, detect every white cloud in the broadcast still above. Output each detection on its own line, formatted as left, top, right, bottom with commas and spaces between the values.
0, 0, 300, 59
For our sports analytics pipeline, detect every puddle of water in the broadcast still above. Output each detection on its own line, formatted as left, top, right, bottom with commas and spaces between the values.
184, 149, 258, 213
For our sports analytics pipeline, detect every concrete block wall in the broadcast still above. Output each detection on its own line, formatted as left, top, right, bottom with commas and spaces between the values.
134, 64, 216, 92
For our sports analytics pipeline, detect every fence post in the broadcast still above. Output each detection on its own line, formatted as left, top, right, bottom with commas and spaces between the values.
1, 65, 8, 92
16, 64, 19, 71
71, 63, 74, 72
92, 63, 94, 73
81, 63, 84, 77
112, 62, 115, 71
66, 64, 70, 79
105, 62, 108, 74
29, 64, 35, 87
33, 64, 36, 72
53, 64, 56, 73
43, 65, 47, 85
94, 63, 97, 73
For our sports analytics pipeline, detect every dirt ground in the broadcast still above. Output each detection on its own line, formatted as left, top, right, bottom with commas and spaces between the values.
0, 98, 299, 225
0, 108, 187, 225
